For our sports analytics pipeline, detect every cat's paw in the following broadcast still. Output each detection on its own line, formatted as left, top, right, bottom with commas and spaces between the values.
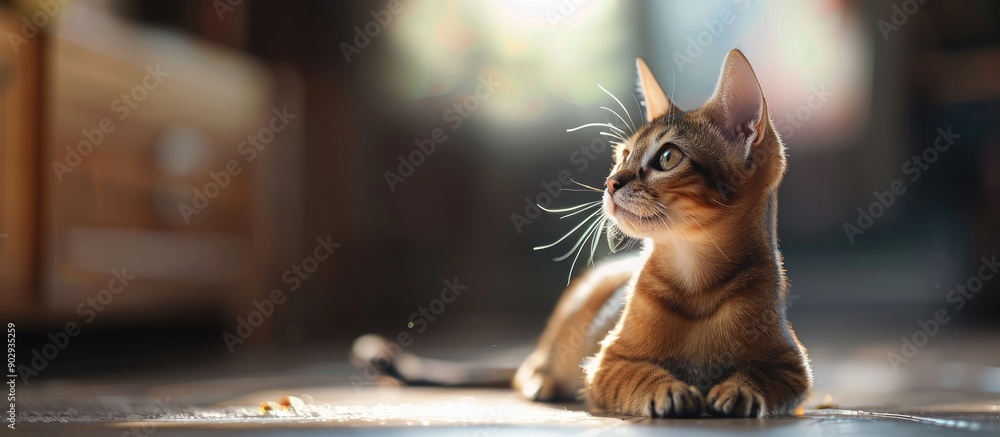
706, 380, 766, 418
641, 380, 705, 418
513, 353, 566, 402
515, 370, 562, 402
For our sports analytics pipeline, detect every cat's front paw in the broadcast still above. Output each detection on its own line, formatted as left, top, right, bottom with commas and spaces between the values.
707, 380, 765, 418
641, 380, 705, 418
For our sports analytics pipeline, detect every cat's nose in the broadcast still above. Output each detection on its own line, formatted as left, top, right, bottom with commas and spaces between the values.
606, 177, 622, 195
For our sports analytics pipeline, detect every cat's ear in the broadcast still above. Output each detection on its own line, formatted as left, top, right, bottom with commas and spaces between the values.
636, 58, 676, 122
704, 49, 768, 148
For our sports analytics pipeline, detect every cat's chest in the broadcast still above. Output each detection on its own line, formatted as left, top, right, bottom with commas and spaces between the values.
626, 288, 766, 359
661, 357, 733, 393
673, 304, 751, 358
647, 312, 763, 393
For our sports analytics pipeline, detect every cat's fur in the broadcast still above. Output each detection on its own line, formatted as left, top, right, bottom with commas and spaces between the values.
512, 50, 811, 418
352, 49, 811, 418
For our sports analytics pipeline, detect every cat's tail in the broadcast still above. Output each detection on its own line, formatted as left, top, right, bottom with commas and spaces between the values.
349, 334, 517, 387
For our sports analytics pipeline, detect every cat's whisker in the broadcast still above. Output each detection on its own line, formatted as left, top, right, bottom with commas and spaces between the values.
613, 235, 635, 254
653, 200, 732, 263
600, 107, 634, 135
539, 201, 600, 214
655, 207, 682, 251
600, 131, 628, 142
607, 226, 619, 252
607, 125, 628, 136
559, 214, 606, 285
666, 227, 681, 251
652, 207, 672, 234
709, 197, 729, 208
619, 230, 632, 248
667, 67, 678, 119
559, 202, 601, 219
631, 93, 644, 122
601, 219, 632, 254
533, 82, 651, 277
706, 232, 732, 263
597, 83, 637, 133
649, 202, 669, 217
648, 204, 679, 242
600, 218, 615, 252
566, 123, 627, 136
559, 188, 602, 192
588, 217, 606, 266
569, 178, 604, 193
681, 215, 732, 263
629, 238, 638, 251
533, 209, 604, 251
553, 213, 604, 262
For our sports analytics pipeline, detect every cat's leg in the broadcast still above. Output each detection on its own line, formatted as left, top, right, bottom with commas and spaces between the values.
586, 351, 705, 418
706, 343, 811, 418
513, 257, 638, 402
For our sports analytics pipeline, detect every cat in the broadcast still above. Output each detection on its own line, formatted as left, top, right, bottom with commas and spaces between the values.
352, 49, 812, 418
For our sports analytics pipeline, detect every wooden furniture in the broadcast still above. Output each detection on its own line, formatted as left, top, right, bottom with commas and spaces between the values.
0, 2, 302, 332
0, 8, 44, 317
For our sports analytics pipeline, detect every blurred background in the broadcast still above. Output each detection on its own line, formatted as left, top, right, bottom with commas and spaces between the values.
1, 0, 999, 397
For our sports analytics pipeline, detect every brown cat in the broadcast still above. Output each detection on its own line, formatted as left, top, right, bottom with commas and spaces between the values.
352, 49, 811, 418
512, 49, 811, 418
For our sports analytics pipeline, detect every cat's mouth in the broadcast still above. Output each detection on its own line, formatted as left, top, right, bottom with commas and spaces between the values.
604, 194, 662, 231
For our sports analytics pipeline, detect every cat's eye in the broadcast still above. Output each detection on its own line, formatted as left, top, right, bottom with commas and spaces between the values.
652, 145, 683, 171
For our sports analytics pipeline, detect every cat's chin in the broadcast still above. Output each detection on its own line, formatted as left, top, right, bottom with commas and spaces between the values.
607, 211, 666, 239
617, 225, 674, 242
604, 197, 666, 237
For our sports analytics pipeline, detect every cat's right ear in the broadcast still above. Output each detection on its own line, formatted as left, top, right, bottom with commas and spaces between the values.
636, 58, 676, 123
703, 49, 768, 148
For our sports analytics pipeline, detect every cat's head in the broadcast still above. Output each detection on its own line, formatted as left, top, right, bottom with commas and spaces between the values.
604, 49, 786, 241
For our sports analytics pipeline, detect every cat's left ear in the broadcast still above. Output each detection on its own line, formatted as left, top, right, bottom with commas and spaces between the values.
704, 49, 768, 149
636, 58, 677, 122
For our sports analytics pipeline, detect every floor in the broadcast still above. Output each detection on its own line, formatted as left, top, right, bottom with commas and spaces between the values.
14, 328, 1000, 436
15, 385, 1000, 436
